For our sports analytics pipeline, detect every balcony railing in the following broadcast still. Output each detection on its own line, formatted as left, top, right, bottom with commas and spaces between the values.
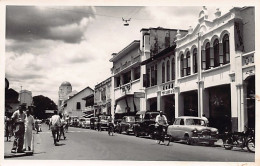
114, 55, 140, 74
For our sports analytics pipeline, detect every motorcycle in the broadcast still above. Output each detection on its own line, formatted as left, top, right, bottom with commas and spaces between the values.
222, 126, 255, 153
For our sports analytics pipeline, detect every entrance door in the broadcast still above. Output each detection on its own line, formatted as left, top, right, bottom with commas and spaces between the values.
246, 76, 255, 129
163, 95, 175, 124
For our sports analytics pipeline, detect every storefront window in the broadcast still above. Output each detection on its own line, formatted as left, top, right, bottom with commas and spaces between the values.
213, 39, 220, 67
205, 42, 211, 70
223, 34, 230, 64
167, 60, 170, 81
171, 57, 175, 80
193, 48, 197, 73
162, 62, 165, 83
186, 51, 191, 75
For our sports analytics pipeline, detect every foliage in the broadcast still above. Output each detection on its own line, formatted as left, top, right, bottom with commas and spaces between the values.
33, 95, 57, 119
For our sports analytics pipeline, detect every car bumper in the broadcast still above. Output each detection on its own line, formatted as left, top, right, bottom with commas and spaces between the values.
191, 136, 218, 142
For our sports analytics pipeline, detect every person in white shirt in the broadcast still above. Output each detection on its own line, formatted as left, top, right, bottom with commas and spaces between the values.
24, 109, 34, 151
50, 110, 61, 145
155, 111, 168, 142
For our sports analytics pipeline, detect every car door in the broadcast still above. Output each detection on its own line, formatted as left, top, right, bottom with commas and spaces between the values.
178, 118, 186, 139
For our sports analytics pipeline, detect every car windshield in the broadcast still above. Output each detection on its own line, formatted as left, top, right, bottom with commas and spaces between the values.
126, 117, 135, 122
186, 119, 206, 126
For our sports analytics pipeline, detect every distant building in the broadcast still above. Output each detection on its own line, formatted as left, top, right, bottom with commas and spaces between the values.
94, 77, 112, 116
19, 90, 33, 107
58, 81, 72, 110
62, 86, 94, 117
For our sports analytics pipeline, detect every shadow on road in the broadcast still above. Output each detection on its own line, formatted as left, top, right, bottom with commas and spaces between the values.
55, 143, 65, 146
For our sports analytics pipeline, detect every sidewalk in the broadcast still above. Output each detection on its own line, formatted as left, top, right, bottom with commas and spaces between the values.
4, 134, 35, 158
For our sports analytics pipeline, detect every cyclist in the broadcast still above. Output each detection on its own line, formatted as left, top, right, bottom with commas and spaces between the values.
107, 116, 114, 135
155, 111, 168, 143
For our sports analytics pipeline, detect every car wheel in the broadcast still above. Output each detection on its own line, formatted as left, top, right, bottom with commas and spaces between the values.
208, 141, 215, 146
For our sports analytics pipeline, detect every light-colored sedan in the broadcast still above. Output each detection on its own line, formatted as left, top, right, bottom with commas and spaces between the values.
167, 116, 218, 145
82, 118, 91, 128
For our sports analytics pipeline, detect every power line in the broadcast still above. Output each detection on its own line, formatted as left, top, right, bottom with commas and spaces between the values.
43, 7, 152, 21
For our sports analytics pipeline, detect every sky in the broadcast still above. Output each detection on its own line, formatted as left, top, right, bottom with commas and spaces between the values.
5, 6, 233, 104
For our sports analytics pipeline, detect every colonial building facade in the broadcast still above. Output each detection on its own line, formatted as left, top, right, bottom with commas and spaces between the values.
94, 77, 112, 116
143, 6, 255, 132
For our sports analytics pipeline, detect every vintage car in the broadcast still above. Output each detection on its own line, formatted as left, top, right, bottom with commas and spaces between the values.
133, 111, 160, 138
82, 118, 91, 128
118, 116, 136, 134
167, 116, 219, 145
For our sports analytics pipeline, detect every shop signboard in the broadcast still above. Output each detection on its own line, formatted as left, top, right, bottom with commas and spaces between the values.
161, 89, 175, 96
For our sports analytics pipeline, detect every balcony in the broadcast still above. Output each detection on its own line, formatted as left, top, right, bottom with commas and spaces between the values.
114, 79, 140, 99
114, 55, 141, 75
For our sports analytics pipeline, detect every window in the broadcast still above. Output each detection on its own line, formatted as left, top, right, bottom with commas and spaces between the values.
193, 48, 198, 73
223, 34, 230, 64
133, 66, 140, 80
205, 42, 211, 70
213, 39, 220, 67
151, 66, 155, 86
171, 57, 175, 80
147, 68, 150, 87
162, 62, 165, 83
154, 64, 157, 86
76, 102, 81, 110
115, 76, 120, 87
180, 119, 184, 125
183, 54, 187, 76
123, 71, 131, 84
186, 51, 191, 75
174, 119, 180, 125
101, 88, 106, 101
180, 54, 184, 77
166, 60, 170, 81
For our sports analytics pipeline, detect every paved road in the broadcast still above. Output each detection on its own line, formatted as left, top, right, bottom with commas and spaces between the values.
10, 124, 254, 161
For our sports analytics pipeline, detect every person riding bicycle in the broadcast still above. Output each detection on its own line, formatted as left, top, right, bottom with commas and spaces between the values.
107, 116, 114, 135
155, 111, 168, 142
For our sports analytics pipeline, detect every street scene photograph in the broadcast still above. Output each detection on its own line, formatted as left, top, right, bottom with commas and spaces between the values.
3, 4, 256, 163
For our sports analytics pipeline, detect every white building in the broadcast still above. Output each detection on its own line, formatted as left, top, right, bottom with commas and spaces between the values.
62, 87, 94, 117
19, 90, 33, 107
142, 6, 255, 132
58, 81, 72, 109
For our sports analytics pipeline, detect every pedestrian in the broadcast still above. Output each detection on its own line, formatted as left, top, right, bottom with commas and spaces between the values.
5, 114, 13, 141
11, 103, 26, 153
202, 114, 209, 126
35, 119, 39, 134
50, 110, 61, 146
59, 113, 66, 140
24, 108, 34, 151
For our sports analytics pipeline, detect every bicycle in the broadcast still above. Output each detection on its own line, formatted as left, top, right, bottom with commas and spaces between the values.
156, 125, 171, 146
108, 123, 114, 136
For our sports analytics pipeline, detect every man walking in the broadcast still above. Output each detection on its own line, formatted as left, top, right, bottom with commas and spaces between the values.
11, 104, 26, 153
50, 110, 61, 146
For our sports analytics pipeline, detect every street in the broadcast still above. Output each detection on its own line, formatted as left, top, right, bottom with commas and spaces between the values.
9, 124, 254, 161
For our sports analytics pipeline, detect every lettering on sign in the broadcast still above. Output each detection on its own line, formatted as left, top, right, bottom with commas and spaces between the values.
161, 89, 175, 96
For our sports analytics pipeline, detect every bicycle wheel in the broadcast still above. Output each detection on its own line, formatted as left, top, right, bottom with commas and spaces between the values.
246, 138, 255, 153
165, 135, 171, 146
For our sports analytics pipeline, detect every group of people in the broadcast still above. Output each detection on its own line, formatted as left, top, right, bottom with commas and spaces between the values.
49, 110, 67, 146
5, 104, 36, 153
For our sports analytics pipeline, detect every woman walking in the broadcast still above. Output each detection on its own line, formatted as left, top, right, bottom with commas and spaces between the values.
24, 109, 34, 151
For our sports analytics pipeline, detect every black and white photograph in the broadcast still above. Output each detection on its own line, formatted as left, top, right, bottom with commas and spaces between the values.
1, 1, 258, 165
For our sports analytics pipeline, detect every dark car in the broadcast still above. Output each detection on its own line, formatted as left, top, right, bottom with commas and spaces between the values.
133, 111, 160, 138
90, 117, 98, 130
118, 116, 135, 135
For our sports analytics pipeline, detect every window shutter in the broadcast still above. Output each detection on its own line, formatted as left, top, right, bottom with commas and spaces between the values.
210, 47, 214, 67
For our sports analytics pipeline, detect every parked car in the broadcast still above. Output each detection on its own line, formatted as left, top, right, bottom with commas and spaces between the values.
133, 111, 160, 138
82, 118, 91, 128
167, 116, 219, 145
118, 116, 136, 134
78, 118, 86, 128
90, 117, 98, 129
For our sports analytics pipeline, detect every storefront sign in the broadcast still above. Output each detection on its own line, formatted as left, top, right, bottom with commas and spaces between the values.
161, 89, 175, 96
134, 92, 145, 98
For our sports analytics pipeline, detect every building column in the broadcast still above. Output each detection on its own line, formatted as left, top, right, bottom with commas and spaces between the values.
157, 91, 161, 111
203, 88, 210, 118
243, 81, 248, 129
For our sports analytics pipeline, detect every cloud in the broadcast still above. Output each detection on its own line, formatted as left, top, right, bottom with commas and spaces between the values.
6, 6, 95, 43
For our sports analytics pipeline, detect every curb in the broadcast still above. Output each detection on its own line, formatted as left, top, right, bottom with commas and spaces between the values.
4, 133, 35, 159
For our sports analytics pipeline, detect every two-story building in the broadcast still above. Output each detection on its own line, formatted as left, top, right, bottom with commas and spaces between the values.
142, 6, 255, 132
94, 77, 112, 116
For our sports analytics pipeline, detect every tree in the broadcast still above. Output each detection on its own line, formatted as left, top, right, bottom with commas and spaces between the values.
33, 95, 57, 119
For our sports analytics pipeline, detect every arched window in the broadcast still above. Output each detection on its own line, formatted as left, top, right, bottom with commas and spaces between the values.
186, 51, 191, 75
222, 34, 230, 64
162, 62, 165, 83
205, 42, 211, 70
171, 57, 175, 80
166, 60, 170, 81
213, 39, 220, 67
193, 48, 197, 73
180, 54, 184, 77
